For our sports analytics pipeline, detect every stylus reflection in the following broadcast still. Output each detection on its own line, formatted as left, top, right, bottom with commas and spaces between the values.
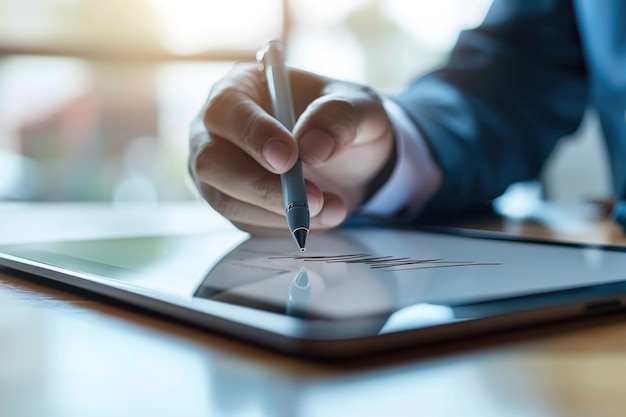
194, 232, 395, 322
285, 267, 311, 318
194, 229, 502, 326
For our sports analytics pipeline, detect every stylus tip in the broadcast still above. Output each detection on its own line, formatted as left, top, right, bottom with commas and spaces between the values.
293, 228, 308, 252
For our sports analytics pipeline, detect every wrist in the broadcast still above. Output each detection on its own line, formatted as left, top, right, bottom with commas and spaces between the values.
359, 98, 443, 219
362, 135, 398, 203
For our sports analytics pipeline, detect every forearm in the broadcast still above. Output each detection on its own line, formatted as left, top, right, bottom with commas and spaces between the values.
393, 0, 588, 214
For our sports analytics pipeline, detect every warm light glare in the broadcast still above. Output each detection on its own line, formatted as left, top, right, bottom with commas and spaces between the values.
383, 0, 493, 50
288, 30, 366, 82
149, 0, 283, 54
290, 0, 373, 27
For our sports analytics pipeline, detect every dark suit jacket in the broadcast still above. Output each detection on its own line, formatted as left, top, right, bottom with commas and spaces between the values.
393, 0, 625, 219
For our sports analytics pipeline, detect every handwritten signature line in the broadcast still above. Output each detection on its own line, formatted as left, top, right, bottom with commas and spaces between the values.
268, 254, 501, 271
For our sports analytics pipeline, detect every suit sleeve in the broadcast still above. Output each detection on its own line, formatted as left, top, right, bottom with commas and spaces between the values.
392, 0, 588, 216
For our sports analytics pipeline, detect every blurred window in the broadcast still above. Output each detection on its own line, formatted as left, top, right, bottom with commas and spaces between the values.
0, 0, 492, 202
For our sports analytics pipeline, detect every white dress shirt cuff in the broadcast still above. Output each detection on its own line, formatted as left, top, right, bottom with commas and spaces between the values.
360, 98, 442, 218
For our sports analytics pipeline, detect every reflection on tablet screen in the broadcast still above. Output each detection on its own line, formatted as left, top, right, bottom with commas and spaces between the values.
193, 229, 626, 321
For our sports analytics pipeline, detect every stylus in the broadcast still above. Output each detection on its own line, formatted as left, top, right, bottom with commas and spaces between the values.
286, 267, 311, 318
257, 41, 310, 252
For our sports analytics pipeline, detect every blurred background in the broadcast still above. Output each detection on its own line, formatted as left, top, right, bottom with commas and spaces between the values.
0, 0, 611, 208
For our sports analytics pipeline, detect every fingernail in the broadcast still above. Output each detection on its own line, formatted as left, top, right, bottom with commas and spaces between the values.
300, 129, 335, 165
262, 139, 291, 171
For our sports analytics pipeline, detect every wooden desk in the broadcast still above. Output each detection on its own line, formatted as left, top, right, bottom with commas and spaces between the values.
2, 202, 626, 417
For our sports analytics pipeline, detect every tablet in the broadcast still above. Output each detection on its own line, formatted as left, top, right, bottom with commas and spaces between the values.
1, 226, 626, 359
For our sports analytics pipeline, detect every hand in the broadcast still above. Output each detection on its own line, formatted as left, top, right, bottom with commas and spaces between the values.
189, 63, 395, 235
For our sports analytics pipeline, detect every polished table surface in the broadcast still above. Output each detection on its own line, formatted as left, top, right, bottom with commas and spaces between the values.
2, 202, 626, 417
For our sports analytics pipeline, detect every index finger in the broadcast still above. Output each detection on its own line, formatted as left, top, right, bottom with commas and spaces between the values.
202, 64, 299, 174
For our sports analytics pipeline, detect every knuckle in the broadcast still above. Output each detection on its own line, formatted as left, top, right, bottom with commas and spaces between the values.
193, 142, 219, 180
203, 87, 236, 128
198, 177, 247, 222
234, 102, 263, 149
205, 65, 262, 126
208, 190, 238, 219
322, 99, 357, 138
333, 100, 356, 121
249, 175, 280, 207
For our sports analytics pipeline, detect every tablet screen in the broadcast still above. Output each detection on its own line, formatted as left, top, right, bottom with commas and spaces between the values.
194, 228, 626, 320
2, 228, 626, 323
